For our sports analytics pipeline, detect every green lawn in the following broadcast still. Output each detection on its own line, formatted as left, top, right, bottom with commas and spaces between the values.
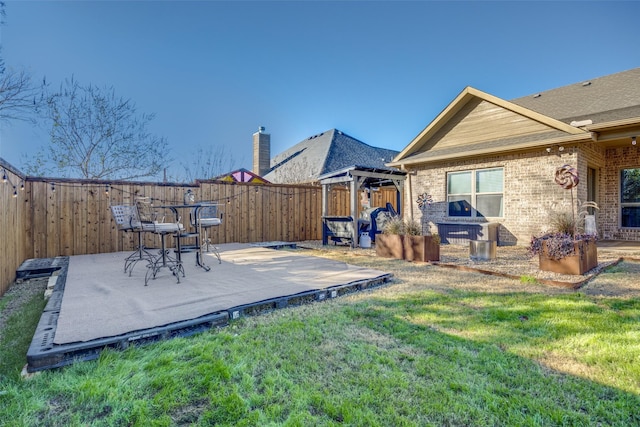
1, 254, 639, 426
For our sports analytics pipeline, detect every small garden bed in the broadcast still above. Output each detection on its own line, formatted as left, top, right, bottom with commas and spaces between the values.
374, 217, 440, 262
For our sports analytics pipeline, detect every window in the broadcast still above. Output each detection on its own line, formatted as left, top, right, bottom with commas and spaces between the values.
621, 168, 640, 228
447, 167, 503, 218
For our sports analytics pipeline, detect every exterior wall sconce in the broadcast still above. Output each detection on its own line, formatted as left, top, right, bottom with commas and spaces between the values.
545, 145, 565, 156
633, 136, 637, 146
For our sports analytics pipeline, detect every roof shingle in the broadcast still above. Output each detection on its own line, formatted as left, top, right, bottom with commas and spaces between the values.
510, 67, 640, 124
264, 129, 399, 184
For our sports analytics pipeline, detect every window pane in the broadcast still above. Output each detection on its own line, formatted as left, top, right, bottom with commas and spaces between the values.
476, 194, 503, 218
476, 168, 503, 193
621, 169, 640, 203
621, 206, 640, 228
448, 172, 471, 194
448, 196, 472, 217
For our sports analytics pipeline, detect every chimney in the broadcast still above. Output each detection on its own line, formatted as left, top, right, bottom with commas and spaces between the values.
253, 126, 270, 176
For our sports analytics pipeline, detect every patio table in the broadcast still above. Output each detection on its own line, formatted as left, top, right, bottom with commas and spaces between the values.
162, 203, 218, 272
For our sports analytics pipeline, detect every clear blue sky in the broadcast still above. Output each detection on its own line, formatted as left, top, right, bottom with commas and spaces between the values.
1, 1, 639, 179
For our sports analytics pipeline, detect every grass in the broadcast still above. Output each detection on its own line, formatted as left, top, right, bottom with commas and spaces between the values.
0, 254, 639, 426
0, 290, 47, 379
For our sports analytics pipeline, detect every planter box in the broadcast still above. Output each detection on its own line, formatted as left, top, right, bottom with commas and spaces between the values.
403, 235, 440, 262
539, 240, 598, 275
375, 234, 404, 259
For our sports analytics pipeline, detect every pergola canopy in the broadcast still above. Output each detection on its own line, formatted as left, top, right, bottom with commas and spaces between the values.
319, 165, 407, 247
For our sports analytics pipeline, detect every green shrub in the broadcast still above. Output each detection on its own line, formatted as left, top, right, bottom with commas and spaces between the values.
520, 275, 537, 284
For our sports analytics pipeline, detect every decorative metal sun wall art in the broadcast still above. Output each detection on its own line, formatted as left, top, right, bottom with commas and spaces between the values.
416, 193, 433, 209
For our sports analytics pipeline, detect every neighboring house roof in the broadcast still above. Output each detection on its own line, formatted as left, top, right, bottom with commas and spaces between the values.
213, 168, 270, 184
390, 68, 640, 166
264, 129, 399, 184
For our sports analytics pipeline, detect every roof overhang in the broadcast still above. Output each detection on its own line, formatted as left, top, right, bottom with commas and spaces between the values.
318, 165, 406, 186
388, 133, 595, 168
392, 86, 586, 164
586, 117, 640, 146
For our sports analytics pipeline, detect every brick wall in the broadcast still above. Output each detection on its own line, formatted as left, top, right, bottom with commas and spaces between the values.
405, 144, 616, 246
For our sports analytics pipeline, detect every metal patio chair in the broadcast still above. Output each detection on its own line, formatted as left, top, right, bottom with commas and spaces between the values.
110, 205, 156, 276
190, 204, 222, 264
136, 198, 186, 285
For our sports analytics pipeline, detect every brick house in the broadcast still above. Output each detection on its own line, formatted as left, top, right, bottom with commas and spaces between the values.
388, 68, 640, 245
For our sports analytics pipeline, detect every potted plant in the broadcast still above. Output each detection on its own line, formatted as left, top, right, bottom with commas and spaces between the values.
528, 165, 598, 275
375, 216, 441, 262
375, 216, 405, 260
403, 218, 440, 262
528, 232, 597, 275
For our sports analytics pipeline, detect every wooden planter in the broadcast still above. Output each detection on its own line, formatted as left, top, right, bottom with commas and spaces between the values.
375, 234, 404, 259
403, 235, 440, 262
539, 240, 598, 275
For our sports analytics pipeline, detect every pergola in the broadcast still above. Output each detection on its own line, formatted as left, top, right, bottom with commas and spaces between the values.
319, 165, 407, 247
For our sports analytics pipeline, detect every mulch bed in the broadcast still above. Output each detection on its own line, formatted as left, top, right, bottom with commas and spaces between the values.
299, 240, 640, 290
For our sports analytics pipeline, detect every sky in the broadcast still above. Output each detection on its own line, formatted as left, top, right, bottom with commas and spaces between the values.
1, 1, 639, 180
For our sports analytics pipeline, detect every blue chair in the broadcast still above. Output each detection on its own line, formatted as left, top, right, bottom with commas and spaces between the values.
110, 205, 156, 276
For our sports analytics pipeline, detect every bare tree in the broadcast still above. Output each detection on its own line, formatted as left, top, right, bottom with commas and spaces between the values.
179, 145, 239, 183
0, 61, 40, 123
35, 77, 170, 180
0, 2, 41, 124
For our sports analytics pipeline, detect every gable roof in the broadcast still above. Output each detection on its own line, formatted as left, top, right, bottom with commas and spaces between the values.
391, 87, 586, 165
213, 168, 270, 184
264, 129, 399, 184
390, 67, 640, 166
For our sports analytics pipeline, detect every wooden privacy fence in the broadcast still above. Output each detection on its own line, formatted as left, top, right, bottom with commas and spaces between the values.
1, 160, 28, 298
0, 168, 398, 297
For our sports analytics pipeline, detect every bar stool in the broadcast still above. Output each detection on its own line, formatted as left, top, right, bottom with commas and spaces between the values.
110, 205, 156, 276
136, 199, 185, 285
191, 204, 222, 264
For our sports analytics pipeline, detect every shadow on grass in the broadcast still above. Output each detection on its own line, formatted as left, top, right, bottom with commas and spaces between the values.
342, 289, 640, 425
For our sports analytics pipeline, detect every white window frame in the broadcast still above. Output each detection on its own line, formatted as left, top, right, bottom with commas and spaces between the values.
620, 168, 640, 228
446, 167, 504, 219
